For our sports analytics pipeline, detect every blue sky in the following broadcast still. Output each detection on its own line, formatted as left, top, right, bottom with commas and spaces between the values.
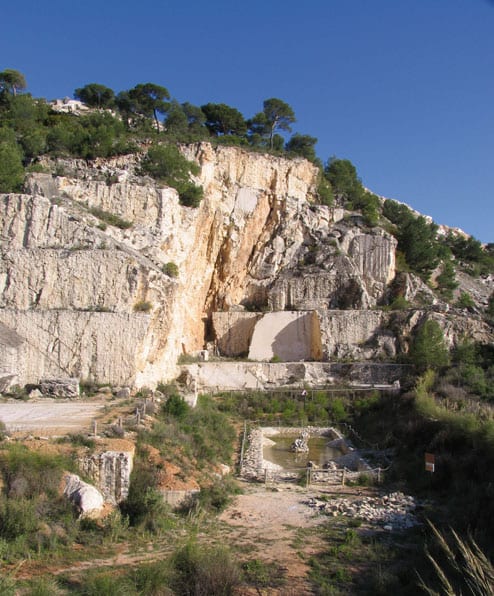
2, 0, 493, 241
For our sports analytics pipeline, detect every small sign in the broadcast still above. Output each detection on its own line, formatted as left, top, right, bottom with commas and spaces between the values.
425, 452, 435, 473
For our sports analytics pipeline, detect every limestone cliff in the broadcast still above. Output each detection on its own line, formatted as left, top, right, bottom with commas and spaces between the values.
0, 143, 491, 388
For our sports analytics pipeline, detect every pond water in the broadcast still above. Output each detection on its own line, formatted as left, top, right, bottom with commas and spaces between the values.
263, 435, 345, 469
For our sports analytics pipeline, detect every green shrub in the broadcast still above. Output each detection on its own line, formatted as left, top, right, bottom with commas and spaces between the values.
89, 206, 132, 229
163, 394, 190, 420
0, 444, 72, 498
171, 542, 241, 596
0, 498, 38, 540
22, 576, 65, 596
456, 291, 475, 309
242, 558, 285, 588
75, 570, 136, 596
178, 182, 203, 208
388, 296, 410, 310
179, 477, 240, 515
133, 300, 152, 313
0, 137, 24, 192
409, 319, 450, 372
61, 433, 96, 448
162, 262, 179, 277
120, 450, 169, 529
129, 560, 173, 595
329, 398, 347, 422
316, 176, 334, 207
156, 381, 179, 397
0, 575, 16, 596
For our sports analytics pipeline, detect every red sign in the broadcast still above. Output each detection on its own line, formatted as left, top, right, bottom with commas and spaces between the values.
425, 453, 435, 473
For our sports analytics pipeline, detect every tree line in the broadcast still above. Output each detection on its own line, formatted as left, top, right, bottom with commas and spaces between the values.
1, 68, 493, 285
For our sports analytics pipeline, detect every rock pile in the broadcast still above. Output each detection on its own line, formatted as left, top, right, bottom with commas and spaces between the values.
307, 491, 419, 530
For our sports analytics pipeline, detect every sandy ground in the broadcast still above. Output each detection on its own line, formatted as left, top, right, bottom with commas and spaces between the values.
219, 481, 328, 595
0, 400, 107, 434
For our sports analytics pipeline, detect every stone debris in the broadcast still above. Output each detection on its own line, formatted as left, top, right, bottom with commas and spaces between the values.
40, 378, 80, 398
307, 491, 419, 530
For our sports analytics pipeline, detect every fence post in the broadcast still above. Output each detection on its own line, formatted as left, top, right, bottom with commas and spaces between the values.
377, 467, 381, 484
92, 419, 97, 437
239, 420, 247, 474
264, 468, 268, 488
341, 468, 346, 486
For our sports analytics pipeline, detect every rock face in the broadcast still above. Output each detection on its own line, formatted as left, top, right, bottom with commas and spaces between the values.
0, 144, 491, 388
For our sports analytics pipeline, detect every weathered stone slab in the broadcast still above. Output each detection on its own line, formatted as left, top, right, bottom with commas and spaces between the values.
40, 378, 80, 398
63, 473, 105, 516
248, 311, 322, 362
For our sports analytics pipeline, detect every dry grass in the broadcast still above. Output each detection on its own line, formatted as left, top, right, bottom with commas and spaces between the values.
418, 521, 494, 596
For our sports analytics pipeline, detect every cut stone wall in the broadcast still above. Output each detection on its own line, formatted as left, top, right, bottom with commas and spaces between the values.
181, 361, 407, 391
248, 311, 323, 361
212, 311, 261, 357
80, 448, 134, 504
0, 310, 148, 386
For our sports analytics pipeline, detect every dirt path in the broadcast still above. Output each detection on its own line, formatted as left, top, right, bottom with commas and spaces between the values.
218, 482, 327, 595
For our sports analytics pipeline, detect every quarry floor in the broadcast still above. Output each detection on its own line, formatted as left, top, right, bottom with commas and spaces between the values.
0, 399, 107, 435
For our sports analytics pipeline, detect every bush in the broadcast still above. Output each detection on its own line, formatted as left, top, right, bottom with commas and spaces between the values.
163, 394, 190, 420
456, 291, 475, 309
89, 206, 132, 229
242, 559, 286, 589
178, 182, 203, 208
329, 398, 347, 422
171, 542, 241, 596
0, 444, 71, 498
120, 450, 169, 529
388, 296, 410, 310
22, 576, 65, 596
409, 319, 449, 372
0, 136, 24, 192
74, 570, 136, 596
179, 477, 240, 515
162, 262, 179, 277
129, 560, 173, 595
133, 300, 152, 313
0, 497, 38, 540
141, 143, 198, 183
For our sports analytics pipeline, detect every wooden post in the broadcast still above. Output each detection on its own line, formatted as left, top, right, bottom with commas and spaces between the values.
264, 468, 268, 487
143, 399, 147, 416
377, 467, 381, 484
118, 416, 122, 429
136, 411, 141, 426
341, 468, 346, 486
92, 419, 97, 437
